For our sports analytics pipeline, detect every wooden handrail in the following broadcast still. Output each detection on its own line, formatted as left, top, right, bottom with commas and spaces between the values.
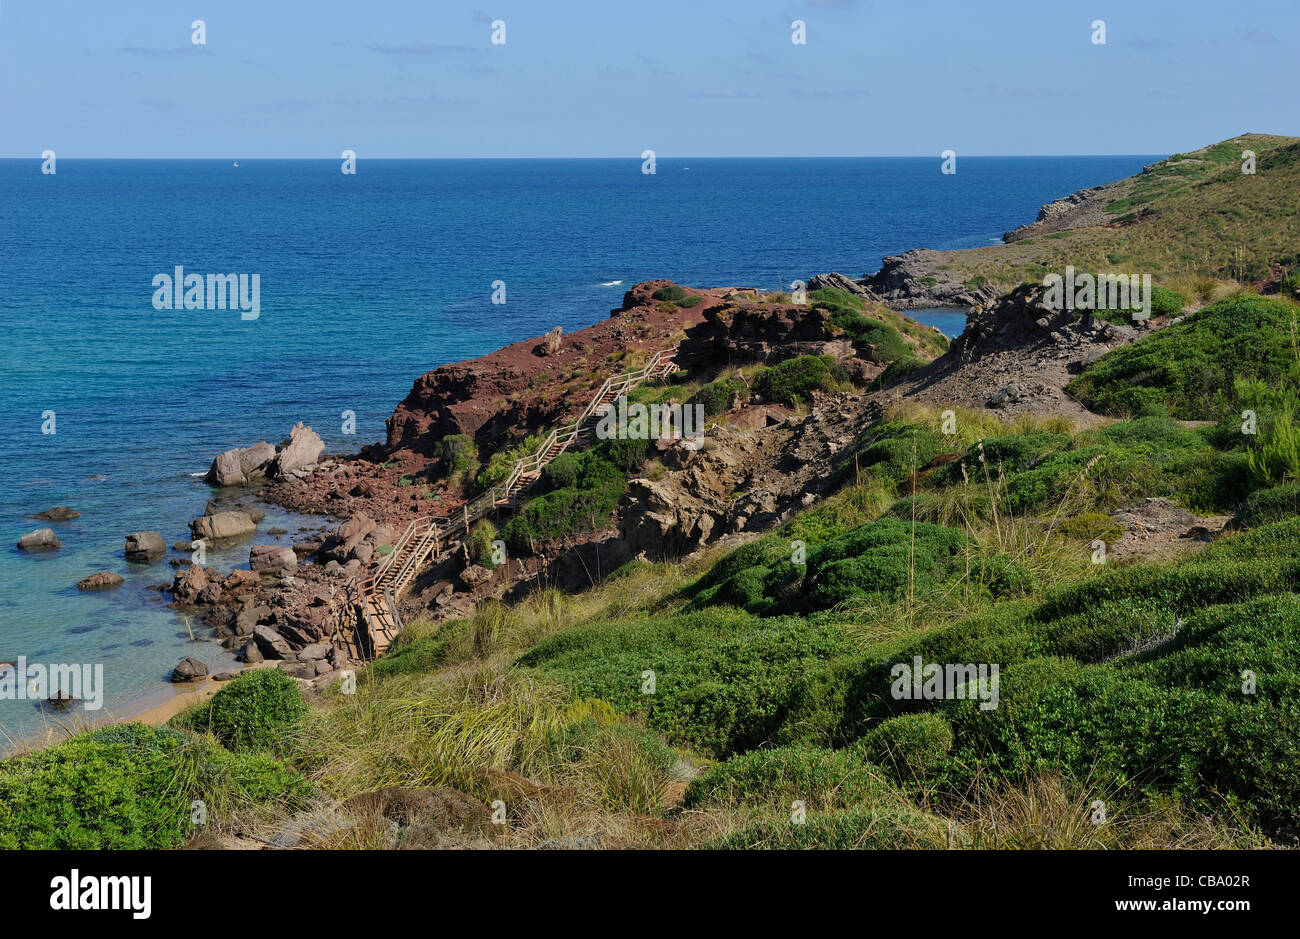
337, 348, 677, 658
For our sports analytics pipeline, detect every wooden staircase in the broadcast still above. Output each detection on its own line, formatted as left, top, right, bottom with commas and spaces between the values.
333, 348, 679, 661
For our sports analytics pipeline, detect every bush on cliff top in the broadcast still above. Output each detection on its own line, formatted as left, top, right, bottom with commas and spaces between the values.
652, 284, 690, 303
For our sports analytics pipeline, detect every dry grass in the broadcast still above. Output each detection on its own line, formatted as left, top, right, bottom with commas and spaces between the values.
950, 772, 1264, 850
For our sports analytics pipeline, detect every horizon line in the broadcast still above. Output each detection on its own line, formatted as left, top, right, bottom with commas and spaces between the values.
0, 153, 1170, 161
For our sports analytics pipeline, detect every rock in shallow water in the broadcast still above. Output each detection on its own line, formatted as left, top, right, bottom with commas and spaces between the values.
124, 531, 166, 562
77, 571, 124, 590
17, 528, 61, 551
190, 510, 257, 541
27, 506, 80, 521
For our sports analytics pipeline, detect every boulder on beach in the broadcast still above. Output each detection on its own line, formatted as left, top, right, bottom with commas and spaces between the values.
27, 506, 80, 521
77, 571, 124, 591
223, 568, 260, 592
321, 513, 376, 563
252, 624, 293, 660
190, 510, 257, 542
270, 422, 325, 478
124, 531, 166, 562
17, 528, 61, 551
250, 544, 298, 577
170, 657, 209, 682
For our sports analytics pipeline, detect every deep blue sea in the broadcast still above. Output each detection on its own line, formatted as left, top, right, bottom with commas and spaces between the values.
0, 154, 1159, 742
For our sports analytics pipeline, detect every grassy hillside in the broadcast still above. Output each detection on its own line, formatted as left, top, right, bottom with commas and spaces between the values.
913, 133, 1300, 300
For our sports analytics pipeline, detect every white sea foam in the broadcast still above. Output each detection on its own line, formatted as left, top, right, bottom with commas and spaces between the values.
600, 280, 623, 287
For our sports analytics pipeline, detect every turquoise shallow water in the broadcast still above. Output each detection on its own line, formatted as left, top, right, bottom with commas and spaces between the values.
0, 155, 1158, 740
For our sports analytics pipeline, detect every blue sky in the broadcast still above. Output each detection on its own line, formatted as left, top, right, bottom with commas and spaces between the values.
1, 0, 1296, 157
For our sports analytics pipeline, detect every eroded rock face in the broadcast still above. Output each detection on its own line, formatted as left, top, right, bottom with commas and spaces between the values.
381, 282, 711, 459
124, 531, 166, 562
459, 564, 493, 589
172, 565, 210, 603
680, 301, 854, 368
807, 272, 881, 301
861, 250, 1002, 309
535, 326, 562, 356
621, 477, 722, 558
17, 528, 61, 551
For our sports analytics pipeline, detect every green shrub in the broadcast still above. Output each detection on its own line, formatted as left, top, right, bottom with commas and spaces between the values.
1151, 286, 1187, 315
519, 607, 853, 757
439, 433, 478, 485
802, 517, 969, 610
502, 451, 627, 550
1237, 482, 1300, 527
1055, 511, 1124, 543
173, 668, 308, 755
688, 377, 747, 418
475, 435, 542, 492
652, 284, 689, 302
0, 725, 197, 850
683, 746, 892, 811
0, 723, 309, 849
851, 421, 946, 485
754, 355, 844, 406
541, 451, 582, 490
679, 294, 703, 308
977, 554, 1039, 599
1067, 295, 1298, 419
817, 303, 911, 362
1245, 395, 1300, 488
1280, 267, 1300, 302
368, 634, 451, 678
464, 519, 501, 569
604, 436, 651, 473
855, 713, 954, 781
